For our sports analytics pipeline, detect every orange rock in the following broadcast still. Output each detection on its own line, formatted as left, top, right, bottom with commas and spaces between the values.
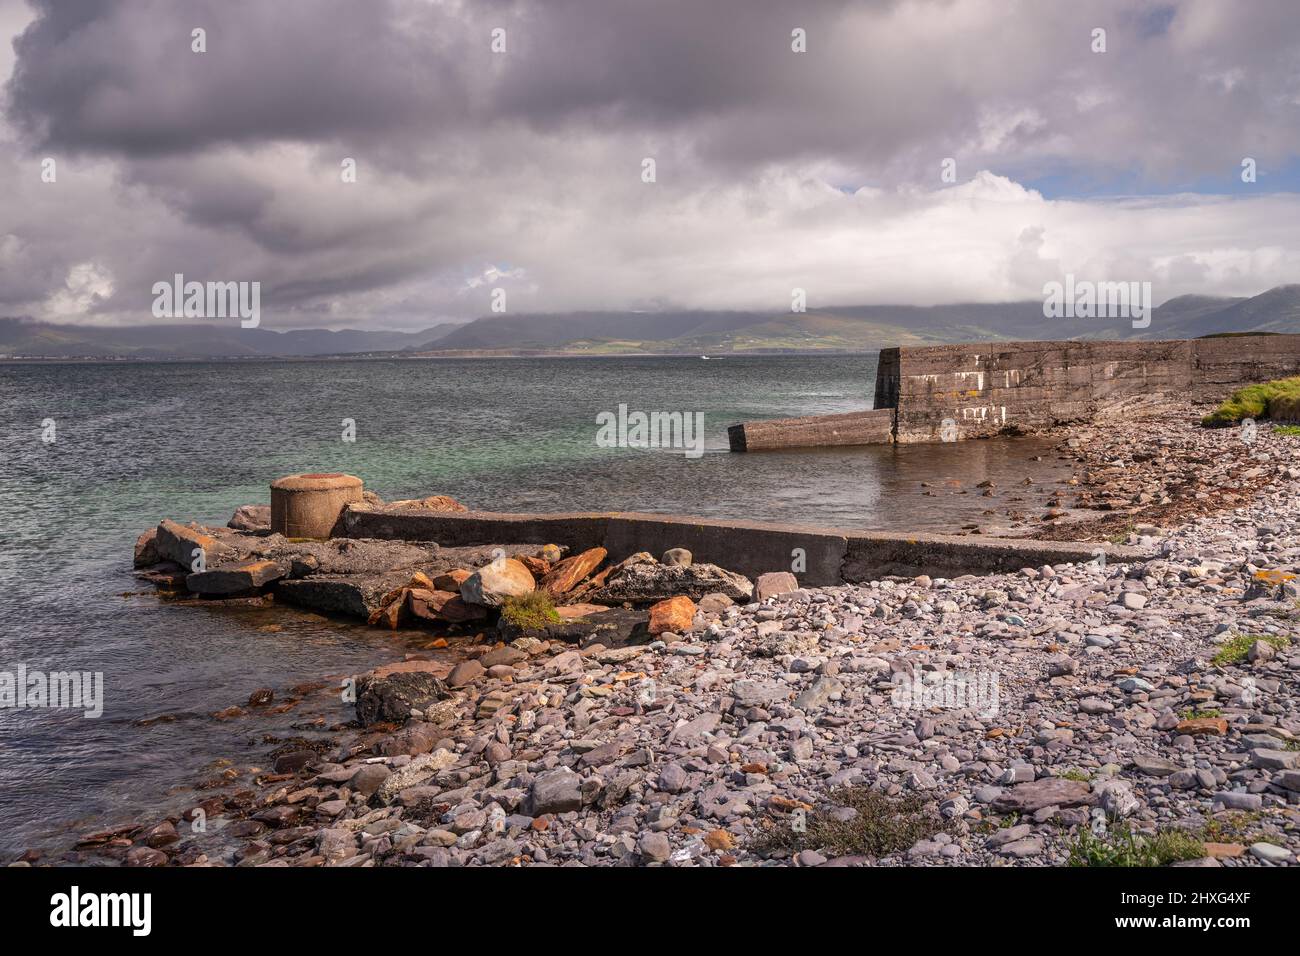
406, 588, 459, 621
542, 547, 608, 596
1176, 717, 1229, 736
432, 569, 472, 591
520, 556, 552, 577
438, 596, 489, 623
648, 595, 696, 635
703, 829, 734, 851
740, 762, 768, 775
407, 571, 434, 590
385, 495, 468, 513
1204, 842, 1246, 859
368, 592, 410, 629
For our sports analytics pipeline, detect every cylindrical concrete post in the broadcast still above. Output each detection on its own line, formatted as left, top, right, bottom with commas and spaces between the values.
270, 473, 363, 539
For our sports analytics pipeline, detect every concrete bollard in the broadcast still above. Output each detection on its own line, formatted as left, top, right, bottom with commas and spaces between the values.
270, 473, 363, 539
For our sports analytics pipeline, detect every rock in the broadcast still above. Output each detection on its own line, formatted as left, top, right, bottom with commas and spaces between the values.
1132, 755, 1182, 776
541, 547, 607, 596
1249, 749, 1299, 770
659, 763, 689, 793
355, 661, 449, 724
1176, 717, 1229, 736
349, 764, 391, 797
406, 588, 460, 622
273, 750, 315, 773
141, 820, 179, 848
1248, 842, 1293, 863
186, 559, 285, 596
1212, 791, 1262, 811
1097, 780, 1139, 817
1120, 592, 1148, 610
591, 561, 753, 604
247, 688, 273, 707
125, 847, 168, 867
661, 548, 693, 567
375, 750, 457, 803
997, 836, 1044, 858
1275, 770, 1300, 792
755, 571, 799, 602
698, 592, 734, 614
1248, 639, 1276, 663
648, 596, 696, 635
133, 528, 160, 567
431, 569, 472, 591
731, 679, 789, 709
153, 519, 236, 568
446, 660, 485, 688
638, 831, 672, 862
461, 558, 535, 607
530, 768, 582, 815
793, 675, 844, 711
227, 504, 271, 531
992, 778, 1093, 813
317, 828, 358, 864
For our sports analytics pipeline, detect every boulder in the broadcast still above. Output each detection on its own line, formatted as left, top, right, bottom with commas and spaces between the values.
529, 768, 582, 815
755, 571, 799, 601
406, 588, 460, 622
227, 504, 271, 531
590, 561, 753, 604
154, 519, 237, 569
648, 596, 696, 635
992, 778, 1094, 813
133, 528, 160, 568
541, 547, 607, 596
461, 558, 535, 607
355, 661, 449, 724
431, 569, 472, 591
662, 548, 692, 567
186, 559, 285, 596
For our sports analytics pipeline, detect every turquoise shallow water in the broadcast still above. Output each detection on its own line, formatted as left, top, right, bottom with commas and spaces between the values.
0, 354, 1071, 856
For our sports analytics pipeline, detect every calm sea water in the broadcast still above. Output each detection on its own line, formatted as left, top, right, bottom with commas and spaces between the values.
0, 355, 1070, 857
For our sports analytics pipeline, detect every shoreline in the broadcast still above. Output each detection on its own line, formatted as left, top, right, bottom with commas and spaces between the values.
13, 403, 1300, 868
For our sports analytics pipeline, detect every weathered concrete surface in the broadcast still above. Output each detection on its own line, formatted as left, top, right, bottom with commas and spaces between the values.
841, 531, 1140, 581
730, 334, 1300, 448
340, 506, 609, 553
727, 408, 894, 452
890, 334, 1300, 442
340, 507, 1152, 587
602, 513, 849, 587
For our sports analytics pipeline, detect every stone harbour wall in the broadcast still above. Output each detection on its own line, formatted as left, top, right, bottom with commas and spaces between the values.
729, 333, 1300, 449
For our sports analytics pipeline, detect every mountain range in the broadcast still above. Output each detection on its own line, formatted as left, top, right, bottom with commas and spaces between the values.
3, 286, 1299, 359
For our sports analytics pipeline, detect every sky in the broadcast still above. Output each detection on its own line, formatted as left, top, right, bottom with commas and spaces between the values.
1, 0, 1299, 330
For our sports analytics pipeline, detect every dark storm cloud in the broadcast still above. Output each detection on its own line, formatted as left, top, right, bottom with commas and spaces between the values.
1, 0, 1299, 327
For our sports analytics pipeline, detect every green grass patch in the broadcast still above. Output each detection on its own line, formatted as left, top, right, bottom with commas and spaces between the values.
1068, 822, 1205, 867
1059, 769, 1091, 782
1179, 707, 1222, 719
499, 590, 562, 630
1273, 424, 1300, 437
749, 787, 952, 859
1211, 633, 1291, 667
1201, 376, 1300, 427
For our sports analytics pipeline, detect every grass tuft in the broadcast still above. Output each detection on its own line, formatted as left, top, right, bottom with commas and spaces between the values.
1067, 822, 1205, 867
499, 590, 562, 630
749, 786, 952, 859
1211, 633, 1290, 667
1202, 376, 1300, 427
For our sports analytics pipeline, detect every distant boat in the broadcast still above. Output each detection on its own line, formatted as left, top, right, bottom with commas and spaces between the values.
700, 355, 709, 360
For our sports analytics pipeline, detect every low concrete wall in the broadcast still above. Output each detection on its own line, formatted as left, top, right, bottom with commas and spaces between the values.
727, 409, 893, 452
339, 505, 1151, 584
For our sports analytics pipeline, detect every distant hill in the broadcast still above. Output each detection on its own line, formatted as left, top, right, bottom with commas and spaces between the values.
4, 285, 1299, 359
0, 320, 461, 359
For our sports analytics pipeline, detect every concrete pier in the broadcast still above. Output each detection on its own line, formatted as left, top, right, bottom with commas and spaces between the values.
729, 333, 1300, 450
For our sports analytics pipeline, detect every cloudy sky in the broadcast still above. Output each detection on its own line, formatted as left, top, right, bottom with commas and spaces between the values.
1, 0, 1299, 330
